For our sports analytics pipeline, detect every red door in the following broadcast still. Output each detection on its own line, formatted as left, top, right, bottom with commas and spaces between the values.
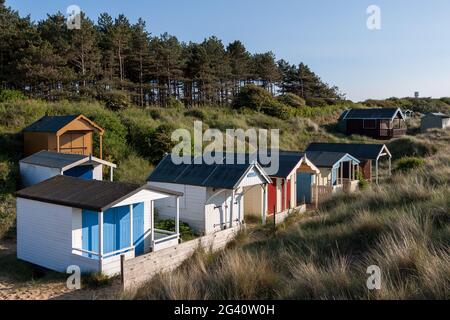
267, 178, 277, 215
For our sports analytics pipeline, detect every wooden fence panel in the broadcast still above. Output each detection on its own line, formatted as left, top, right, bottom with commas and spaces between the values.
122, 225, 241, 291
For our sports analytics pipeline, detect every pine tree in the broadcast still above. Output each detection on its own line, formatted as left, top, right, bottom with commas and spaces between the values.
128, 18, 151, 106
67, 13, 101, 87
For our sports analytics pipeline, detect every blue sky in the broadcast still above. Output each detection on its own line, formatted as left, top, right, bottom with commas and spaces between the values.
6, 0, 450, 101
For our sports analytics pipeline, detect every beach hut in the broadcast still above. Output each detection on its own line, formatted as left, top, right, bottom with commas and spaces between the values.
259, 151, 320, 216
23, 114, 104, 158
15, 176, 182, 275
338, 108, 406, 139
305, 151, 360, 201
420, 112, 450, 132
19, 151, 116, 187
147, 154, 271, 234
306, 143, 392, 184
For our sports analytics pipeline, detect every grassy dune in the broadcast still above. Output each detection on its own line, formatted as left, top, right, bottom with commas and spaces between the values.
128, 130, 450, 300
0, 99, 351, 239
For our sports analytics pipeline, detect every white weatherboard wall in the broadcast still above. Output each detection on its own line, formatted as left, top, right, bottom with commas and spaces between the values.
147, 181, 207, 233
20, 163, 60, 188
17, 198, 73, 272
92, 164, 103, 180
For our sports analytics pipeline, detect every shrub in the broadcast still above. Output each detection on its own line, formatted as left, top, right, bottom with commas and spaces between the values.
395, 157, 425, 172
165, 96, 184, 109
100, 90, 131, 111
260, 100, 293, 120
146, 124, 176, 164
0, 161, 10, 182
232, 84, 273, 111
356, 171, 369, 190
115, 154, 153, 184
83, 272, 113, 288
184, 109, 206, 120
277, 93, 306, 108
0, 89, 26, 102
154, 219, 197, 241
387, 136, 437, 160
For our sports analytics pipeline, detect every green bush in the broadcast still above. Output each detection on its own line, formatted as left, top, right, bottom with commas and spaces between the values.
277, 93, 306, 108
232, 84, 274, 112
260, 100, 293, 120
184, 109, 206, 120
0, 161, 10, 182
165, 96, 184, 109
356, 171, 369, 190
146, 124, 176, 164
154, 218, 197, 241
233, 85, 293, 120
395, 157, 425, 172
115, 154, 152, 184
100, 90, 131, 111
0, 89, 26, 103
387, 136, 437, 160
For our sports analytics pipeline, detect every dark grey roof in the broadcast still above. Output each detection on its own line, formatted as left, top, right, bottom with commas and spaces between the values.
260, 151, 305, 178
16, 175, 182, 212
148, 154, 268, 189
306, 143, 388, 160
23, 115, 80, 132
305, 151, 349, 168
426, 112, 449, 119
20, 151, 86, 169
340, 108, 404, 120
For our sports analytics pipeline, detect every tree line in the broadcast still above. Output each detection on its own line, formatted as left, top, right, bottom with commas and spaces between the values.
0, 2, 344, 108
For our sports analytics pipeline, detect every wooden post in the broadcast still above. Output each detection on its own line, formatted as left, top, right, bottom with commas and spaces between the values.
273, 204, 276, 228
110, 167, 113, 181
56, 134, 60, 153
129, 204, 133, 249
99, 134, 103, 159
375, 157, 379, 185
175, 196, 180, 237
120, 254, 125, 284
340, 163, 343, 185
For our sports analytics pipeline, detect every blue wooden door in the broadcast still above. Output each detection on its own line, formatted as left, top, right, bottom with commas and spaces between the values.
82, 209, 99, 259
297, 173, 312, 204
103, 206, 132, 255
82, 204, 144, 258
133, 203, 145, 255
64, 165, 93, 180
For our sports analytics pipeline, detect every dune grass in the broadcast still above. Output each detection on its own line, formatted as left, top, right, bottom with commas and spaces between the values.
129, 130, 450, 300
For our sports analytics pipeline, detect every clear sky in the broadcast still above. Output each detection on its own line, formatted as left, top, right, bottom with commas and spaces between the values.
6, 0, 450, 101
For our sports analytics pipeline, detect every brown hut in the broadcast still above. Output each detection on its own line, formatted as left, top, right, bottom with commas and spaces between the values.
23, 114, 104, 158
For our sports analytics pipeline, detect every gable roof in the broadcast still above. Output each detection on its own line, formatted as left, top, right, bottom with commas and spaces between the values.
340, 108, 405, 121
16, 175, 182, 212
306, 143, 391, 160
23, 115, 79, 132
423, 112, 450, 119
257, 151, 317, 178
23, 114, 104, 133
147, 154, 271, 189
305, 151, 359, 168
19, 151, 116, 170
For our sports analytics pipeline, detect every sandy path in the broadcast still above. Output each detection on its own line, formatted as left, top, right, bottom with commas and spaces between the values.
0, 239, 120, 300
